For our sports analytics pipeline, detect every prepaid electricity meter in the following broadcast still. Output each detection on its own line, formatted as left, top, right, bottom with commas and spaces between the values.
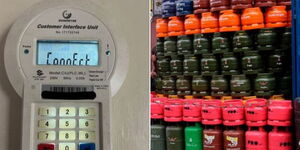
4, 1, 118, 150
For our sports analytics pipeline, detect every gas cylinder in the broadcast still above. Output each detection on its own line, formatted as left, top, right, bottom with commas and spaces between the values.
194, 34, 211, 55
294, 98, 300, 147
201, 54, 218, 76
170, 55, 183, 75
166, 124, 185, 150
231, 0, 252, 9
241, 7, 265, 30
254, 0, 276, 7
232, 31, 253, 53
192, 75, 210, 96
156, 19, 169, 37
223, 100, 245, 126
201, 12, 219, 33
231, 75, 251, 97
277, 0, 291, 5
185, 14, 201, 35
164, 99, 183, 122
221, 52, 239, 75
162, 0, 177, 18
268, 100, 292, 126
257, 28, 278, 51
176, 76, 192, 96
265, 6, 288, 28
219, 10, 241, 32
210, 0, 230, 12
245, 127, 268, 150
156, 77, 163, 93
245, 99, 268, 126
278, 74, 292, 97
151, 97, 166, 119
183, 99, 202, 122
157, 38, 165, 56
223, 126, 245, 150
202, 100, 222, 125
157, 56, 171, 76
281, 27, 291, 50
193, 0, 210, 13
287, 10, 292, 27
162, 76, 177, 95
242, 51, 263, 75
168, 16, 185, 36
185, 123, 203, 150
203, 125, 223, 150
268, 49, 285, 73
164, 36, 177, 56
176, 0, 193, 16
177, 35, 193, 55
151, 120, 166, 150
212, 32, 230, 54
254, 73, 276, 97
268, 127, 292, 150
184, 54, 200, 76
211, 75, 229, 97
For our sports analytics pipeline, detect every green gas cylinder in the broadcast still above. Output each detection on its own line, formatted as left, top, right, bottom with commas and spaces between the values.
170, 55, 184, 75
178, 35, 193, 55
255, 73, 276, 97
278, 74, 292, 97
157, 38, 165, 56
201, 54, 218, 76
194, 34, 211, 55
184, 55, 200, 76
176, 76, 192, 96
185, 123, 203, 150
221, 52, 239, 75
211, 75, 229, 97
192, 75, 210, 96
212, 32, 230, 54
233, 31, 253, 53
166, 125, 185, 150
162, 76, 177, 95
151, 120, 166, 150
157, 56, 171, 76
257, 28, 278, 51
242, 51, 263, 75
164, 37, 177, 56
231, 74, 252, 97
280, 27, 291, 50
268, 49, 285, 73
156, 77, 163, 93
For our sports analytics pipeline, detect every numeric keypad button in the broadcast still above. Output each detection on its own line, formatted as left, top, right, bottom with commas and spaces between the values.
59, 107, 76, 117
59, 119, 76, 129
79, 119, 95, 129
79, 131, 96, 141
38, 107, 56, 117
79, 107, 96, 117
59, 131, 76, 141
38, 131, 56, 141
59, 143, 76, 150
38, 119, 56, 129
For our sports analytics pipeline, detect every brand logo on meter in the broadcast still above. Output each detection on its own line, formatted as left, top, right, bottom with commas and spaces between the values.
62, 10, 72, 19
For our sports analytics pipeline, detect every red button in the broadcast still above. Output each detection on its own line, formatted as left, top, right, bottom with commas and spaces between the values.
38, 143, 54, 150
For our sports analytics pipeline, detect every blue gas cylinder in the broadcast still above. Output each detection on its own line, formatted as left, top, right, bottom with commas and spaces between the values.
162, 0, 176, 18
176, 0, 193, 16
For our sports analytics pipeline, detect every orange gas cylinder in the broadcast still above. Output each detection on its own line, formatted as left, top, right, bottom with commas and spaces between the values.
241, 7, 265, 30
156, 18, 169, 37
168, 16, 185, 36
184, 14, 201, 35
287, 9, 292, 27
201, 12, 219, 33
219, 10, 241, 32
265, 6, 287, 28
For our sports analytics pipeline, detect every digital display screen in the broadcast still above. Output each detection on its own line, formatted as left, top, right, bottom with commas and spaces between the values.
37, 40, 99, 66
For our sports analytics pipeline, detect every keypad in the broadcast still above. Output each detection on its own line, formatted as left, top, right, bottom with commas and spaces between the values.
36, 105, 98, 150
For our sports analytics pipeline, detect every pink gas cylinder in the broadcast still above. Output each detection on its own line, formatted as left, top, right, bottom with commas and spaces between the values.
183, 99, 202, 122
268, 100, 292, 126
268, 127, 292, 150
223, 100, 245, 126
245, 99, 268, 126
202, 100, 222, 125
151, 97, 167, 119
246, 127, 268, 150
164, 99, 183, 122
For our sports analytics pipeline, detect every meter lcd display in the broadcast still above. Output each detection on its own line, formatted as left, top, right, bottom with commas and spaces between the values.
37, 40, 99, 66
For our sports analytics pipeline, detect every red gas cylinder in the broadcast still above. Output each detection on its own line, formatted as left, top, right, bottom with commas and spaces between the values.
246, 127, 268, 150
193, 0, 210, 13
202, 100, 222, 125
268, 100, 292, 126
277, 0, 291, 5
254, 0, 276, 7
245, 99, 267, 126
168, 16, 185, 36
268, 127, 292, 150
223, 100, 245, 126
151, 98, 166, 119
210, 0, 230, 12
164, 99, 183, 122
183, 99, 202, 122
184, 14, 201, 35
203, 125, 223, 150
156, 18, 169, 37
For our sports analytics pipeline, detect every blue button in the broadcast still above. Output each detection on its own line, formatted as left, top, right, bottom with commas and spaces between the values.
79, 143, 95, 150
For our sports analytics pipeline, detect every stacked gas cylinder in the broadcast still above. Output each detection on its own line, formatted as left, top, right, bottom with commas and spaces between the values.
151, 96, 293, 150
